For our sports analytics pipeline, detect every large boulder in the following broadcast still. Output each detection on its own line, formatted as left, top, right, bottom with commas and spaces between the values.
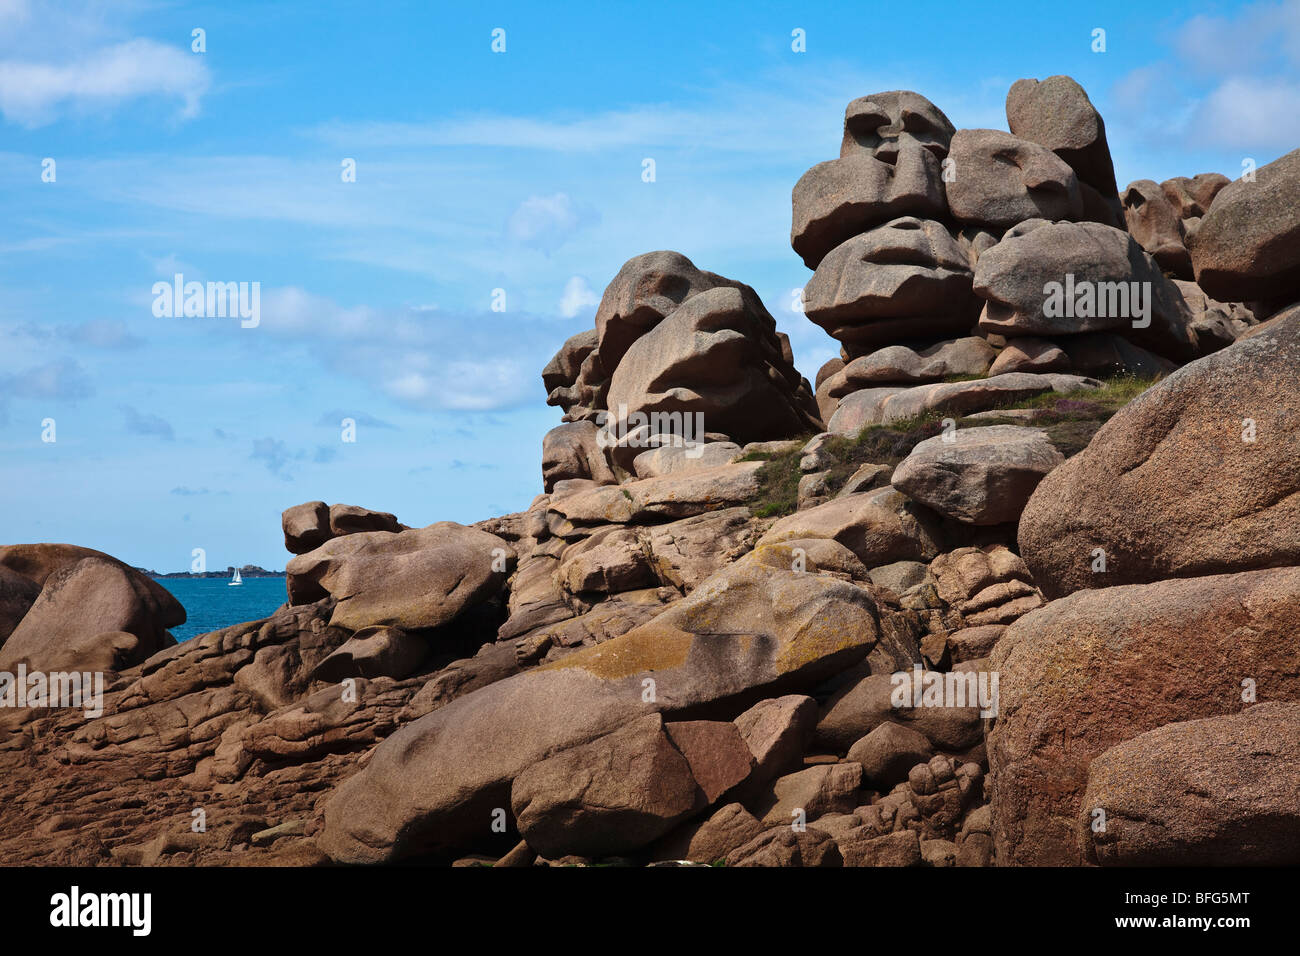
1019, 311, 1300, 598
605, 285, 818, 444
821, 338, 995, 395
282, 501, 332, 555
792, 92, 954, 269
1121, 179, 1192, 279
317, 548, 895, 862
987, 567, 1300, 865
1082, 703, 1300, 865
891, 425, 1064, 525
1188, 148, 1300, 303
510, 714, 702, 858
540, 421, 616, 492
974, 219, 1199, 361
328, 504, 400, 537
757, 487, 945, 567
1005, 75, 1118, 198
593, 251, 753, 373
285, 522, 513, 631
547, 461, 762, 528
0, 543, 184, 622
945, 129, 1083, 228
0, 557, 177, 673
827, 371, 1099, 435
802, 218, 977, 356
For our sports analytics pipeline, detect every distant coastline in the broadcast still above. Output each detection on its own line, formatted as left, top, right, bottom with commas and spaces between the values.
138, 565, 285, 579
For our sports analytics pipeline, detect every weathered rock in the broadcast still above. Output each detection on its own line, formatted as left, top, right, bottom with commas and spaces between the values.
663, 720, 755, 803
286, 522, 513, 631
988, 567, 1300, 865
1173, 279, 1253, 354
803, 219, 977, 354
652, 802, 764, 864
593, 250, 757, 373
556, 526, 655, 596
308, 626, 428, 682
631, 441, 740, 479
547, 461, 762, 528
823, 338, 995, 395
987, 337, 1068, 375
758, 487, 945, 567
945, 129, 1083, 228
848, 722, 934, 787
511, 714, 701, 859
541, 421, 616, 492
754, 763, 863, 827
817, 669, 987, 753
644, 508, 757, 593
1122, 179, 1192, 278
733, 695, 819, 786
0, 557, 178, 673
606, 286, 818, 444
317, 549, 890, 862
891, 425, 1064, 525
1019, 312, 1300, 597
1189, 148, 1300, 302
282, 501, 332, 555
828, 372, 1099, 435
1082, 704, 1300, 865
725, 827, 843, 867
974, 219, 1199, 361
1006, 75, 1118, 197
542, 328, 599, 413
793, 92, 955, 269
328, 504, 400, 537
1161, 172, 1230, 219
838, 828, 923, 867
1057, 332, 1177, 378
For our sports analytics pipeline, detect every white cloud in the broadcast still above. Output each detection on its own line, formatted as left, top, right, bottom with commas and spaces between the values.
558, 275, 601, 318
0, 37, 210, 126
507, 193, 597, 252
1195, 76, 1300, 150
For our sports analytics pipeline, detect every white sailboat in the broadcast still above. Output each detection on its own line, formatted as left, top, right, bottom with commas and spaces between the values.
229, 567, 243, 587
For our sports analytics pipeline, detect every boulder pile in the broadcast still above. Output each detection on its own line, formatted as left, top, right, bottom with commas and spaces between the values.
3, 74, 1300, 867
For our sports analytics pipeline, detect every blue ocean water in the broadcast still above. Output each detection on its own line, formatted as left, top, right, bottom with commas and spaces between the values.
154, 576, 289, 641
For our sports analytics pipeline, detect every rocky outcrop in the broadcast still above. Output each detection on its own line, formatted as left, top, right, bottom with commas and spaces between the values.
286, 522, 513, 632
1189, 147, 1300, 303
5, 71, 1295, 874
1081, 704, 1300, 865
1019, 311, 1300, 598
891, 426, 1063, 525
987, 567, 1300, 865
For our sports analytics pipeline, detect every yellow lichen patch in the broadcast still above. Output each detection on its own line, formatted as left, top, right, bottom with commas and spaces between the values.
774, 610, 874, 674
537, 626, 695, 679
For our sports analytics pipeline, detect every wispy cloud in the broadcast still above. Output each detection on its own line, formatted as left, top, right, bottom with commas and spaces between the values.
0, 38, 210, 127
120, 404, 174, 440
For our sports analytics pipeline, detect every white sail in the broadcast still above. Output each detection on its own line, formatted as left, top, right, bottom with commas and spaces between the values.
229, 568, 243, 586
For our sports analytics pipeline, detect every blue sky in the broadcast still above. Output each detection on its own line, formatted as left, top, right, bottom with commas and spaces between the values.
2, 0, 1297, 571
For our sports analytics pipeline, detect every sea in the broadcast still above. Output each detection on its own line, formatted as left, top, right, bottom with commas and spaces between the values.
154, 576, 289, 641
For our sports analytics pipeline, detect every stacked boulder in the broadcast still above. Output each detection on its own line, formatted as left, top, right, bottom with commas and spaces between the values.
797, 78, 1258, 437
540, 251, 821, 492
